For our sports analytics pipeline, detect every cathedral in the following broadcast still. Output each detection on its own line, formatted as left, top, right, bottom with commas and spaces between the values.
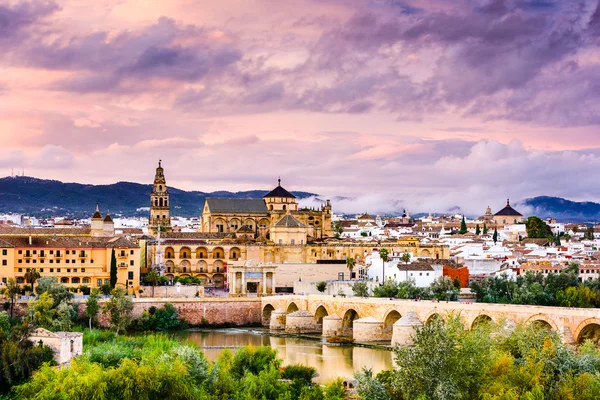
148, 162, 333, 240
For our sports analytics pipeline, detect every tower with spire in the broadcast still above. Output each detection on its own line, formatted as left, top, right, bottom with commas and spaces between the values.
149, 160, 172, 234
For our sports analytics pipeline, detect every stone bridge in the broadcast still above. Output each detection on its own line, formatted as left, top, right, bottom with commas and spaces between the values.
261, 295, 600, 346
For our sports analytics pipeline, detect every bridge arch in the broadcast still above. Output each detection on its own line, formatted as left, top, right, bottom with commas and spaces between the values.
315, 305, 329, 325
574, 318, 600, 345
471, 314, 493, 329
424, 310, 445, 325
342, 309, 360, 336
262, 304, 275, 326
525, 314, 559, 332
286, 302, 299, 314
384, 310, 402, 333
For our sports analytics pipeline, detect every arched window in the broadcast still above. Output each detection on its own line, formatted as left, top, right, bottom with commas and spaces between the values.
283, 205, 287, 211
165, 200, 168, 207
159, 198, 163, 207
154, 199, 158, 207
159, 185, 162, 191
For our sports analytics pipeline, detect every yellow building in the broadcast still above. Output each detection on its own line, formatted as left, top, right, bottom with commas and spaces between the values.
145, 235, 449, 289
199, 179, 333, 239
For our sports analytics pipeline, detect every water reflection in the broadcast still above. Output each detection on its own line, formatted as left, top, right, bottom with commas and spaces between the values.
176, 329, 393, 383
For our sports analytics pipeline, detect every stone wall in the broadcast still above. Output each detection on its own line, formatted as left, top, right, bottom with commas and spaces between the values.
138, 284, 203, 298
92, 298, 262, 326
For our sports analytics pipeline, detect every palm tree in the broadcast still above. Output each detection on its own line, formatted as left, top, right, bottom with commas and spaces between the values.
379, 248, 389, 283
346, 257, 356, 280
399, 252, 411, 281
3, 278, 21, 318
24, 269, 40, 294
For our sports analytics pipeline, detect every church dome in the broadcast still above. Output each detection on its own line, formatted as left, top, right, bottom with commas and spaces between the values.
263, 178, 296, 199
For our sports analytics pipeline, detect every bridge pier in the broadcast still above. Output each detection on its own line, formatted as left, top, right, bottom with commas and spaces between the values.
353, 317, 385, 342
285, 310, 320, 333
269, 309, 286, 330
323, 315, 342, 337
392, 312, 422, 346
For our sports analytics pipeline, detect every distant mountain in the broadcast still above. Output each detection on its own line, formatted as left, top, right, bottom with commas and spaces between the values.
0, 176, 316, 218
519, 196, 600, 223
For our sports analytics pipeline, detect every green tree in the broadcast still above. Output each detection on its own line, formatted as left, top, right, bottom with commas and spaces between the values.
459, 216, 467, 234
316, 281, 327, 294
103, 287, 133, 338
483, 223, 488, 235
355, 368, 390, 400
352, 281, 370, 297
30, 292, 55, 329
2, 278, 20, 318
379, 248, 389, 283
585, 226, 595, 240
35, 277, 73, 308
525, 216, 553, 239
493, 227, 498, 244
345, 257, 356, 280
86, 289, 100, 331
52, 301, 74, 331
23, 269, 40, 294
143, 270, 160, 297
110, 248, 117, 289
475, 224, 481, 235
372, 278, 398, 298
430, 276, 456, 301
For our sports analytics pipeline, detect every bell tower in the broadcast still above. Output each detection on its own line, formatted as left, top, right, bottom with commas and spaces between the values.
149, 160, 171, 234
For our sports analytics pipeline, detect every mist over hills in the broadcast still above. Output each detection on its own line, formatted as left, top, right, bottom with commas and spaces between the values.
0, 176, 599, 222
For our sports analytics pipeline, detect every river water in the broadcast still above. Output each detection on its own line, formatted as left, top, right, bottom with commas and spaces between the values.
176, 329, 394, 383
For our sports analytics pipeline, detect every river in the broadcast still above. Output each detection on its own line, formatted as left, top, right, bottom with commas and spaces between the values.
176, 329, 394, 383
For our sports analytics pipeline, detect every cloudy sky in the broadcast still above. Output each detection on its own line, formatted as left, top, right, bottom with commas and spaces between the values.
1, 0, 599, 214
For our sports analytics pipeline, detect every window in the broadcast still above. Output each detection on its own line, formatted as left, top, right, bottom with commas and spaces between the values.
290, 239, 295, 245
33, 259, 36, 263
33, 250, 37, 254
278, 239, 282, 245
18, 268, 22, 272
50, 250, 54, 254
25, 260, 29, 264
18, 260, 22, 264
91, 259, 94, 263
130, 250, 134, 255
1, 260, 5, 266
81, 268, 85, 273
97, 279, 102, 287
120, 251, 125, 257
66, 250, 69, 255
50, 268, 54, 272
337, 272, 344, 280
73, 269, 77, 273
39, 268, 43, 272
57, 268, 61, 272
83, 278, 89, 284
128, 272, 133, 280
40, 260, 44, 264
50, 260, 53, 264
130, 260, 134, 266
104, 279, 109, 285
18, 250, 22, 254
67, 269, 71, 273
66, 260, 69, 264
1, 249, 6, 255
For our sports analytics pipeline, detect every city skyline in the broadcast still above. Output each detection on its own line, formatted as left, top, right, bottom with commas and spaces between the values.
1, 0, 600, 214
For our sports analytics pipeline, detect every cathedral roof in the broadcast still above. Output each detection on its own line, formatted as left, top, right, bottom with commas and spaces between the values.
494, 199, 523, 217
358, 213, 374, 220
237, 225, 255, 233
205, 198, 268, 214
263, 179, 296, 199
273, 214, 307, 228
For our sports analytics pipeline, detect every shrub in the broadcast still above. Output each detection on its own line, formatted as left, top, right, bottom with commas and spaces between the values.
326, 336, 354, 344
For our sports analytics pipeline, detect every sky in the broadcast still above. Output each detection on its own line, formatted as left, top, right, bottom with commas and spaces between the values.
0, 0, 600, 215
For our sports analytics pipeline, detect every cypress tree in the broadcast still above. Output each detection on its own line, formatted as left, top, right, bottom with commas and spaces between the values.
110, 248, 117, 289
475, 224, 481, 235
459, 216, 467, 234
493, 228, 498, 244
483, 223, 488, 235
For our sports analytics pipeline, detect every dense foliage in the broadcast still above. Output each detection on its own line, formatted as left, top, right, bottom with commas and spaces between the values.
525, 216, 554, 239
14, 333, 345, 400
355, 316, 600, 400
371, 277, 459, 300
0, 313, 55, 394
470, 262, 600, 307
